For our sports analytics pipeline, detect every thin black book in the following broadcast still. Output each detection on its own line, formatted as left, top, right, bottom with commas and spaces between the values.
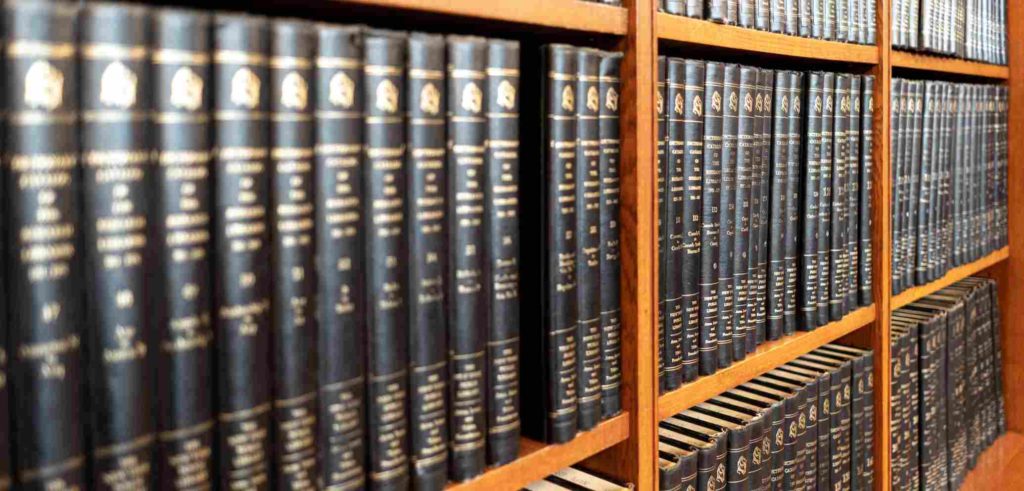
816, 72, 834, 326
718, 64, 740, 370
732, 66, 757, 362
766, 70, 789, 341
799, 72, 823, 332
598, 51, 623, 420
699, 62, 724, 375
783, 71, 802, 336
664, 58, 686, 390
682, 59, 706, 381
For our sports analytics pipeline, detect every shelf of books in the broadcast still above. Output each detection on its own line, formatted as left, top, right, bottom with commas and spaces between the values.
960, 432, 1024, 491
890, 247, 1010, 310
892, 50, 1011, 79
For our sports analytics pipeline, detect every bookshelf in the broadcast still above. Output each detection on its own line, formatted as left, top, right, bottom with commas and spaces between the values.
892, 50, 1011, 79
890, 247, 1010, 310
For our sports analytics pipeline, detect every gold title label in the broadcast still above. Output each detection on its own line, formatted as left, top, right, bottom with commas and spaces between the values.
656, 90, 663, 115
24, 61, 64, 110
170, 67, 203, 111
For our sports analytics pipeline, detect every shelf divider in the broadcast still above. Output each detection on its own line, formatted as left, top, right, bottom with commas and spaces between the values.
890, 247, 1009, 310
891, 50, 1010, 79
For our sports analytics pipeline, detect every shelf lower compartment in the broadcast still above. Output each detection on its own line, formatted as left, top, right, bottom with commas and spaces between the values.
890, 247, 1009, 310
446, 413, 630, 490
892, 50, 1010, 79
960, 432, 1024, 490
657, 305, 875, 420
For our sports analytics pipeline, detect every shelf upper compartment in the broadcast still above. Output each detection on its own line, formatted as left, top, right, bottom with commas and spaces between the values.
446, 413, 630, 490
657, 305, 875, 420
656, 13, 878, 64
891, 247, 1009, 310
892, 50, 1010, 79
329, 0, 628, 35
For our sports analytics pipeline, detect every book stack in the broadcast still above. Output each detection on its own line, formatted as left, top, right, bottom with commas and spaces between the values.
0, 3, 623, 490
657, 59, 874, 391
523, 467, 632, 490
891, 0, 1007, 64
659, 0, 878, 45
890, 277, 1007, 490
889, 79, 1007, 295
658, 344, 875, 491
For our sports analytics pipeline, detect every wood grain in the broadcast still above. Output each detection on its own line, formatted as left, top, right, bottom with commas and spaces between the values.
959, 432, 1024, 491
890, 247, 1009, 310
892, 50, 1010, 79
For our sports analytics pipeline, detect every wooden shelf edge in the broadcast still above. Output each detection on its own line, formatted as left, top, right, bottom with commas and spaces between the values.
892, 50, 1010, 79
656, 13, 878, 64
890, 247, 1009, 310
656, 306, 876, 420
446, 413, 630, 490
329, 0, 628, 35
960, 431, 1024, 490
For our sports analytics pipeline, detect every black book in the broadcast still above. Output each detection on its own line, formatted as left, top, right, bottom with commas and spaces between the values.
858, 75, 873, 306
821, 344, 876, 489
719, 388, 785, 491
659, 426, 723, 491
811, 0, 825, 38
738, 380, 800, 490
798, 0, 812, 36
597, 52, 622, 420
758, 370, 817, 490
732, 66, 756, 362
314, 23, 368, 490
523, 44, 578, 444
487, 39, 523, 459
783, 72, 802, 336
363, 29, 410, 489
796, 354, 853, 490
682, 59, 706, 381
891, 79, 907, 294
268, 20, 319, 489
728, 0, 739, 25
709, 0, 729, 23
756, 0, 772, 30
212, 13, 273, 489
660, 440, 699, 491
752, 68, 774, 350
80, 5, 154, 487
4, 2, 87, 488
718, 64, 740, 370
151, 9, 215, 490
785, 0, 799, 35
447, 35, 489, 480
824, 0, 837, 40
699, 62, 724, 375
766, 70, 788, 342
700, 398, 770, 491
834, 0, 848, 41
916, 82, 935, 286
661, 418, 729, 491
799, 72, 822, 332
774, 363, 831, 490
907, 82, 923, 289
811, 346, 872, 490
664, 58, 686, 390
844, 76, 860, 313
816, 72, 834, 326
406, 32, 449, 489
740, 0, 757, 26
951, 85, 965, 266
829, 74, 849, 321
891, 323, 921, 489
743, 73, 765, 356
771, 0, 785, 32
681, 408, 755, 491
657, 56, 668, 391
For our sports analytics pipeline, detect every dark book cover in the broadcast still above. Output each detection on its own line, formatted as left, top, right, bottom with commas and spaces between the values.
816, 72, 834, 325
784, 0, 798, 35
782, 71, 802, 336
686, 407, 757, 491
776, 363, 832, 490
834, 0, 848, 40
740, 0, 757, 27
845, 76, 860, 313
727, 0, 739, 25
657, 56, 668, 391
151, 8, 215, 490
755, 0, 772, 30
406, 32, 449, 489
732, 66, 757, 362
682, 59, 706, 381
659, 427, 721, 491
889, 79, 904, 294
915, 82, 935, 286
699, 62, 724, 375
709, 0, 729, 23
739, 381, 799, 490
907, 82, 923, 289
752, 69, 774, 350
829, 74, 849, 321
824, 0, 837, 39
743, 72, 766, 356
766, 71, 789, 341
665, 58, 687, 390
797, 354, 853, 491
720, 389, 785, 491
702, 398, 770, 491
661, 418, 729, 491
598, 51, 623, 420
798, 0, 812, 36
4, 2, 87, 488
753, 374, 813, 490
859, 75, 874, 306
798, 72, 823, 332
717, 64, 740, 370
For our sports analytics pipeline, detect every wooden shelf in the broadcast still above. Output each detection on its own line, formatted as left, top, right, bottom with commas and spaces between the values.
890, 247, 1009, 310
657, 306, 875, 420
329, 0, 628, 35
892, 50, 1010, 79
446, 413, 630, 490
960, 432, 1024, 490
656, 13, 878, 64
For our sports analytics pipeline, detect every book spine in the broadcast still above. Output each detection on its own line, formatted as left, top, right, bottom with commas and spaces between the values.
665, 58, 687, 389
816, 73, 835, 326
767, 71, 789, 341
824, 0, 836, 39
363, 30, 411, 489
728, 0, 740, 24
771, 0, 786, 32
540, 44, 579, 443
862, 351, 876, 489
846, 76, 861, 312
269, 20, 319, 490
4, 3, 87, 488
888, 79, 901, 292
717, 64, 740, 369
688, 0, 706, 17
835, 0, 848, 40
406, 32, 449, 488
799, 0, 812, 36
487, 39, 523, 460
859, 76, 874, 306
741, 0, 758, 26
679, 450, 699, 491
756, 0, 772, 30
916, 83, 933, 286
908, 83, 923, 287
799, 72, 822, 332
682, 60, 706, 381
754, 69, 774, 350
213, 14, 273, 489
727, 425, 752, 490
709, 0, 729, 23
733, 66, 756, 361
812, 0, 825, 38
447, 36, 489, 480
785, 0, 799, 35
814, 374, 832, 489
829, 74, 849, 321
700, 62, 724, 375
314, 24, 367, 490
867, 0, 876, 44
744, 75, 766, 357
783, 72, 802, 336
657, 57, 668, 391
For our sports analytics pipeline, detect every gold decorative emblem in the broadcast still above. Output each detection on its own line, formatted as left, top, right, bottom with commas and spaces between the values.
281, 72, 309, 110
755, 93, 763, 112
836, 392, 842, 405
605, 87, 618, 111
776, 428, 784, 446
686, 485, 695, 491
586, 85, 599, 112
693, 95, 703, 116
789, 421, 797, 438
656, 90, 664, 115
844, 384, 851, 399
562, 85, 575, 112
799, 412, 807, 429
729, 91, 738, 112
170, 67, 203, 111
737, 456, 747, 476
762, 437, 770, 456
810, 404, 817, 422
824, 399, 830, 414
420, 82, 440, 115
376, 79, 399, 113
711, 90, 722, 112
497, 80, 516, 110
826, 95, 833, 112
781, 95, 789, 113
231, 67, 261, 109
24, 60, 64, 110
744, 93, 753, 112
764, 95, 771, 112
674, 92, 683, 115
855, 97, 861, 112
793, 95, 801, 114
815, 95, 822, 113
840, 95, 850, 114
753, 446, 762, 465
329, 72, 355, 108
706, 481, 715, 491
100, 61, 137, 109
461, 82, 482, 113
716, 463, 725, 483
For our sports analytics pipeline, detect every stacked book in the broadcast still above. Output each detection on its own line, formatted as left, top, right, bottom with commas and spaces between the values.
657, 59, 874, 391
523, 467, 632, 490
0, 3, 623, 490
889, 79, 1007, 295
659, 0, 878, 45
658, 344, 876, 491
892, 0, 1007, 64
890, 277, 1007, 490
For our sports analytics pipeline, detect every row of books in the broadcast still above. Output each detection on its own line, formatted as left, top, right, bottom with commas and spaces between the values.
889, 79, 1007, 295
656, 59, 874, 392
890, 277, 1006, 491
891, 0, 1007, 64
0, 3, 624, 490
524, 467, 631, 490
658, 0, 878, 45
582, 0, 625, 5
658, 344, 875, 491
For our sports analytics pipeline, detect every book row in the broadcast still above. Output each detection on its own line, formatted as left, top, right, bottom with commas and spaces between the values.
656, 59, 874, 392
582, 0, 625, 6
658, 0, 878, 45
891, 0, 1007, 64
524, 467, 631, 490
0, 3, 623, 490
659, 344, 876, 491
889, 79, 1007, 295
890, 277, 1006, 491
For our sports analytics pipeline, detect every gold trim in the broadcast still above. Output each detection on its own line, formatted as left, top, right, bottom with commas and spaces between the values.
152, 49, 209, 65
315, 110, 362, 119
7, 41, 75, 59
364, 64, 402, 76
486, 67, 519, 76
213, 50, 267, 65
411, 360, 447, 373
320, 375, 365, 392
316, 56, 361, 69
158, 420, 216, 441
449, 68, 485, 79
548, 72, 576, 81
274, 390, 317, 407
94, 433, 156, 458
82, 110, 148, 123
218, 402, 272, 422
269, 56, 312, 69
7, 112, 76, 126
152, 113, 210, 124
81, 43, 147, 60
368, 369, 407, 382
408, 68, 443, 80
214, 110, 268, 121
18, 455, 85, 482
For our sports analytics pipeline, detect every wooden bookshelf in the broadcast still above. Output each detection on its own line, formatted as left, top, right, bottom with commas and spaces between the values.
657, 306, 876, 419
656, 13, 879, 64
892, 50, 1010, 79
960, 432, 1024, 490
890, 247, 1010, 310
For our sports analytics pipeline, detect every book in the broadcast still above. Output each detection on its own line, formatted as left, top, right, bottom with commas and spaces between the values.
799, 72, 823, 332
718, 64, 740, 370
752, 69, 774, 350
859, 75, 874, 307
829, 74, 849, 321
732, 66, 757, 361
845, 76, 861, 313
766, 70, 788, 341
657, 56, 668, 391
682, 59, 706, 381
699, 62, 724, 375
816, 72, 834, 326
664, 58, 686, 390
783, 71, 802, 336
661, 418, 729, 491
